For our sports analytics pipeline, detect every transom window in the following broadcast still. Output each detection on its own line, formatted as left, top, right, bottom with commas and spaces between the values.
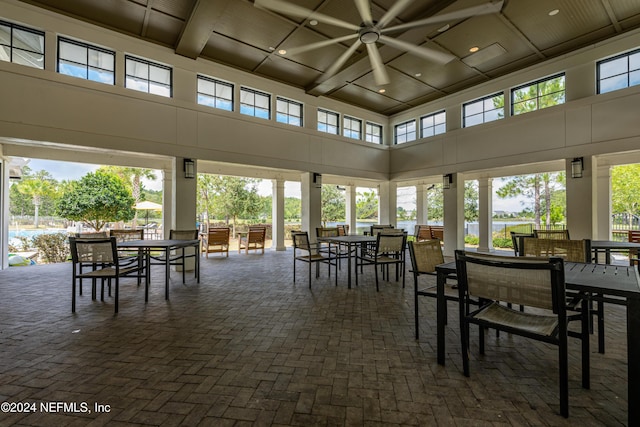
598, 49, 640, 94
197, 75, 233, 111
240, 87, 271, 119
343, 116, 362, 140
420, 111, 446, 138
58, 37, 114, 85
365, 122, 383, 144
276, 97, 303, 126
512, 74, 565, 115
318, 109, 339, 135
463, 92, 504, 127
125, 55, 172, 97
0, 20, 44, 69
394, 120, 417, 144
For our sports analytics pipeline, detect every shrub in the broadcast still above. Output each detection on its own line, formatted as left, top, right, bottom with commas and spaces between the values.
464, 235, 479, 245
492, 237, 513, 249
32, 232, 70, 263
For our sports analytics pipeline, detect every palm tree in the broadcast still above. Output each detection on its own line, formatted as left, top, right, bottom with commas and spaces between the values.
17, 170, 57, 228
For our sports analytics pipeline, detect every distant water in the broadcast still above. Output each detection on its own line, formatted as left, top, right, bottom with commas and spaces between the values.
9, 229, 67, 240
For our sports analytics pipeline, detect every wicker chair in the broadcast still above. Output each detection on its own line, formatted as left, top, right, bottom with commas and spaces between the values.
239, 226, 267, 254
292, 231, 336, 288
455, 251, 590, 418
202, 227, 230, 257
356, 232, 407, 291
533, 229, 570, 240
109, 229, 145, 285
510, 231, 534, 256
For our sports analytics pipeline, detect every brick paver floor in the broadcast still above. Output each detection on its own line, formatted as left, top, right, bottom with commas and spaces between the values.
0, 249, 629, 426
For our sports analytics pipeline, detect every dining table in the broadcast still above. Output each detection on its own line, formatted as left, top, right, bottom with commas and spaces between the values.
317, 235, 376, 289
591, 240, 640, 264
117, 239, 200, 301
432, 259, 640, 425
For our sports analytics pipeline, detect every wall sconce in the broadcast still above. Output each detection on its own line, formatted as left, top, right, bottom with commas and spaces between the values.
184, 158, 195, 179
442, 174, 452, 189
571, 157, 583, 179
313, 172, 322, 188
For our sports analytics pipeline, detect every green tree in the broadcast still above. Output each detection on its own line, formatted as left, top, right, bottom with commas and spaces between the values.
425, 184, 443, 221
512, 75, 565, 115
284, 197, 301, 221
464, 181, 479, 222
100, 166, 157, 227
356, 190, 378, 220
321, 185, 345, 226
612, 164, 640, 228
15, 169, 59, 228
56, 171, 135, 231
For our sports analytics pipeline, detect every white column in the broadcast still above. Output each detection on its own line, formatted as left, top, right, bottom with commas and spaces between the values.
271, 179, 286, 251
0, 147, 8, 270
301, 172, 322, 242
566, 157, 594, 240
172, 157, 197, 270
378, 181, 397, 226
594, 159, 611, 240
161, 168, 173, 239
416, 185, 426, 225
443, 173, 464, 257
477, 178, 494, 253
345, 185, 357, 234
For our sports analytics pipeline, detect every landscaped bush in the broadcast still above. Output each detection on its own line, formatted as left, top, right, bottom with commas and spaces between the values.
464, 235, 479, 245
492, 237, 513, 249
32, 232, 70, 263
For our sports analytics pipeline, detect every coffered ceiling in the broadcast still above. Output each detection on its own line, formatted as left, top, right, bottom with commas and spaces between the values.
17, 0, 640, 115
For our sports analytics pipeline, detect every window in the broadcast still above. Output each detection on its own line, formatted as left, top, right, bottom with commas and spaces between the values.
463, 92, 504, 127
394, 120, 416, 144
197, 75, 233, 111
240, 87, 270, 119
57, 38, 115, 85
125, 55, 172, 97
0, 20, 44, 69
420, 111, 446, 138
512, 74, 565, 115
365, 122, 383, 144
276, 97, 302, 126
343, 116, 362, 140
318, 109, 339, 134
598, 49, 640, 94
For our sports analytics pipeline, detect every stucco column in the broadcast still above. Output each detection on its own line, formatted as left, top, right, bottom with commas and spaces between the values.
378, 181, 397, 226
416, 184, 426, 226
301, 172, 322, 242
0, 147, 8, 270
345, 185, 356, 234
172, 157, 197, 270
566, 156, 594, 240
271, 179, 286, 251
594, 160, 611, 240
443, 173, 464, 257
477, 178, 494, 253
161, 168, 173, 239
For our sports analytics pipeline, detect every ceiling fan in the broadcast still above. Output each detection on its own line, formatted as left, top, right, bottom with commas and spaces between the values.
255, 0, 505, 86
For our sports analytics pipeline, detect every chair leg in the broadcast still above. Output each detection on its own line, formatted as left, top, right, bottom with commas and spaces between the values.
581, 298, 591, 389
414, 275, 419, 340
114, 278, 119, 314
72, 279, 76, 313
597, 297, 605, 354
461, 319, 470, 377
308, 261, 312, 289
559, 335, 569, 418
375, 263, 379, 292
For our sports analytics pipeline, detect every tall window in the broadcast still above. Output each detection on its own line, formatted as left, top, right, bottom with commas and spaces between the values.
365, 122, 383, 144
318, 109, 339, 134
58, 38, 115, 85
343, 116, 362, 139
197, 75, 233, 111
463, 92, 504, 127
598, 49, 640, 94
0, 20, 44, 69
125, 55, 172, 97
240, 87, 270, 119
276, 97, 303, 126
512, 74, 565, 115
394, 120, 416, 144
420, 111, 446, 138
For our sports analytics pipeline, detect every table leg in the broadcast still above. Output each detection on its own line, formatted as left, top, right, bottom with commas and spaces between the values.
437, 269, 447, 365
347, 243, 352, 289
144, 250, 150, 302
627, 295, 640, 425
165, 247, 170, 300
196, 244, 200, 283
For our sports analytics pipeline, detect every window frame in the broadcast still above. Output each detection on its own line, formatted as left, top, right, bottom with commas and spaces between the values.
317, 108, 340, 135
240, 86, 271, 120
343, 115, 362, 140
420, 110, 446, 138
57, 37, 115, 85
394, 119, 417, 144
511, 73, 565, 116
597, 48, 640, 94
276, 96, 303, 126
462, 92, 504, 128
365, 121, 383, 144
197, 74, 234, 111
0, 19, 45, 69
125, 54, 172, 98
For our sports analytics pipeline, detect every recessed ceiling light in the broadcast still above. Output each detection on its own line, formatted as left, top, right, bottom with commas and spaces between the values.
278, 49, 287, 55
548, 9, 559, 16
268, 47, 275, 51
378, 89, 386, 93
414, 73, 422, 77
437, 24, 450, 32
309, 19, 318, 26
469, 46, 479, 53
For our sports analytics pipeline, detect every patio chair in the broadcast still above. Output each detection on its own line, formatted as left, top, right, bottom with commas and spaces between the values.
337, 224, 349, 236
149, 229, 198, 284
455, 251, 590, 418
429, 225, 444, 241
629, 230, 640, 266
414, 225, 432, 242
239, 226, 267, 254
202, 227, 230, 257
292, 231, 336, 288
510, 231, 535, 256
109, 229, 146, 285
370, 224, 394, 235
356, 232, 407, 291
534, 229, 570, 239
74, 231, 109, 297
70, 236, 148, 313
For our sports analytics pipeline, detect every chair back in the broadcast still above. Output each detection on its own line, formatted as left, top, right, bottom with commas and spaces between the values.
170, 229, 198, 240
522, 238, 591, 263
429, 225, 444, 241
75, 231, 108, 238
510, 231, 535, 256
247, 226, 266, 244
534, 229, 570, 240
629, 230, 640, 243
455, 250, 564, 311
316, 227, 339, 238
69, 236, 117, 266
414, 225, 432, 242
408, 240, 444, 274
337, 224, 349, 236
376, 232, 406, 256
371, 224, 394, 235
110, 229, 144, 242
207, 227, 230, 245
292, 231, 312, 253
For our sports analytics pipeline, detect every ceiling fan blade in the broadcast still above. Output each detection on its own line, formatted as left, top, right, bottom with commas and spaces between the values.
318, 39, 362, 83
365, 43, 390, 86
377, 0, 414, 28
354, 0, 373, 26
255, 0, 360, 31
381, 0, 504, 33
379, 35, 455, 64
282, 34, 358, 56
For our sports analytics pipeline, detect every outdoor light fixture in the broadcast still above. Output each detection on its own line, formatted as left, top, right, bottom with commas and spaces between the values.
571, 157, 583, 179
184, 158, 195, 179
313, 172, 322, 188
443, 174, 453, 189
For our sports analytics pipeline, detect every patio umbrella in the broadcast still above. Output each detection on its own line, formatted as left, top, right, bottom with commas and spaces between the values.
134, 201, 162, 225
